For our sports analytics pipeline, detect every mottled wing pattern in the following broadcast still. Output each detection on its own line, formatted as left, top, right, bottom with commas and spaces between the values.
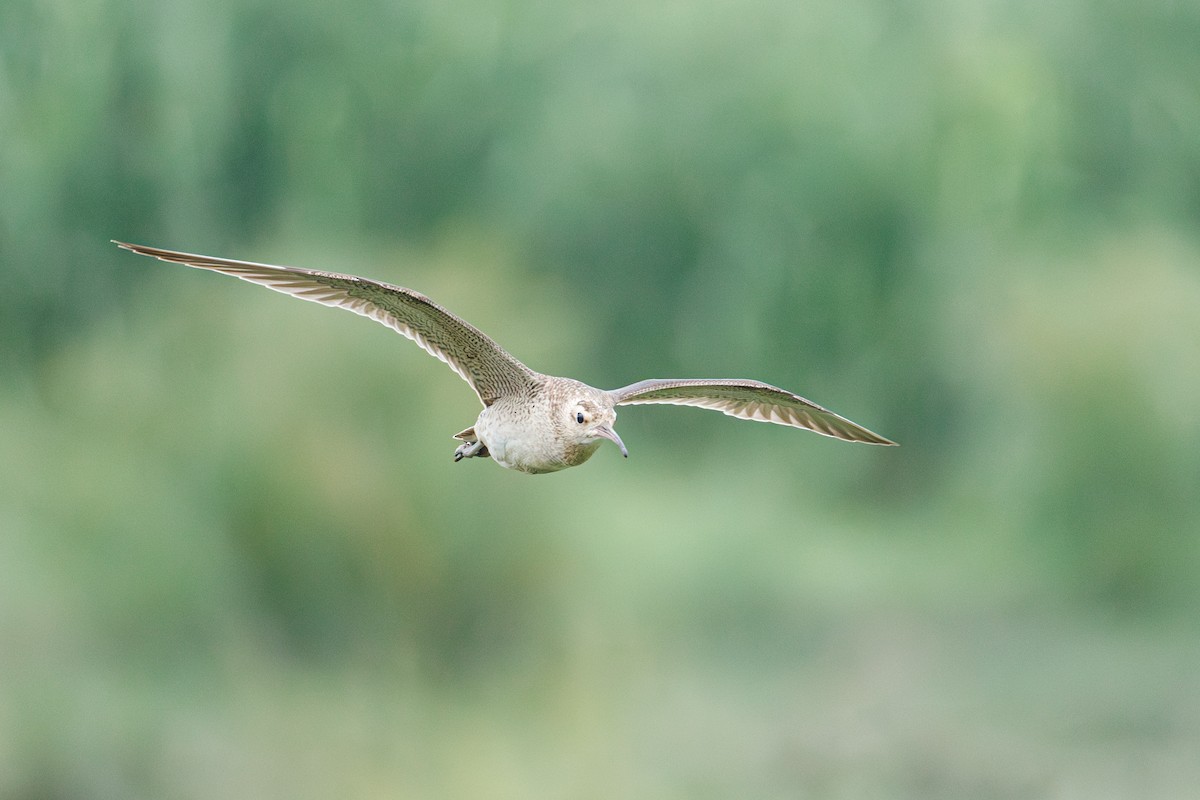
610, 378, 896, 445
115, 242, 537, 405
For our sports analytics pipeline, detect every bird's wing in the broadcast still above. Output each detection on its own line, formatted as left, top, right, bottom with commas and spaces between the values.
609, 378, 896, 445
115, 242, 537, 406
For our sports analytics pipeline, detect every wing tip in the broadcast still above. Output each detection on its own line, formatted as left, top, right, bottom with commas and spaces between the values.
860, 433, 899, 446
796, 417, 898, 446
827, 420, 898, 446
113, 240, 171, 261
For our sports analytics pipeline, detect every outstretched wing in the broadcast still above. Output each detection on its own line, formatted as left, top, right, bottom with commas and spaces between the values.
610, 378, 896, 445
115, 242, 537, 405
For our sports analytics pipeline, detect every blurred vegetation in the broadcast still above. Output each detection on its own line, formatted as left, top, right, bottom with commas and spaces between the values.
2, 0, 1200, 796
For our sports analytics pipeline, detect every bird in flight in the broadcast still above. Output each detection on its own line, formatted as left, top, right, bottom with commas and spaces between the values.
115, 242, 896, 473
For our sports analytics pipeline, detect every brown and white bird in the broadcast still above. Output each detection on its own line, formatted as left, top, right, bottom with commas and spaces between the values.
115, 242, 896, 473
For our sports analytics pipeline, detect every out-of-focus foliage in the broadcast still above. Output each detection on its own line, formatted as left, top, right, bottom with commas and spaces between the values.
2, 0, 1199, 796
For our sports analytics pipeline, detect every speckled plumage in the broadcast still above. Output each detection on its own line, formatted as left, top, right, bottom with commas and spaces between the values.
116, 241, 896, 473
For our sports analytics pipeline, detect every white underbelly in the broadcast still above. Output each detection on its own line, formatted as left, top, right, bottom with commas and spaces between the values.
475, 408, 565, 474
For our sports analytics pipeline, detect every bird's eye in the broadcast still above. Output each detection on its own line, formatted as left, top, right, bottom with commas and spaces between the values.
576, 411, 585, 424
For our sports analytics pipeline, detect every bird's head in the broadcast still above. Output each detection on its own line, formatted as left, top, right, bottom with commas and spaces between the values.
561, 386, 627, 459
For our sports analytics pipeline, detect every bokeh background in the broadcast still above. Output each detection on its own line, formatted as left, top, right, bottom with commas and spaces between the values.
3, 0, 1199, 797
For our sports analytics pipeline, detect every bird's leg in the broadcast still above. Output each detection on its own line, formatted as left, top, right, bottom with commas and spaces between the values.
452, 427, 490, 462
453, 440, 490, 461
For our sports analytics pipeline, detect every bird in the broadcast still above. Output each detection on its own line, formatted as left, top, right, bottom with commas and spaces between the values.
114, 241, 896, 473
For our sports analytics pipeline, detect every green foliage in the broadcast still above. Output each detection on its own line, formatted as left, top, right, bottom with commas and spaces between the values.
2, 0, 1199, 796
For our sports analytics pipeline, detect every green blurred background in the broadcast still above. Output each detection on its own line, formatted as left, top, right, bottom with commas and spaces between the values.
3, 0, 1199, 796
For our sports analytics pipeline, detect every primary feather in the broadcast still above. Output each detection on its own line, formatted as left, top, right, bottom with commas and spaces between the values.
113, 242, 537, 406
610, 378, 895, 445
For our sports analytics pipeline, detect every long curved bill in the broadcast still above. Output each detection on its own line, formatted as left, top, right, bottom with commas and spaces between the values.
593, 424, 629, 458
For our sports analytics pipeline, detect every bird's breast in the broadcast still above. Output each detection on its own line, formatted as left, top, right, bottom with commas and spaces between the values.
473, 402, 602, 474
474, 405, 555, 474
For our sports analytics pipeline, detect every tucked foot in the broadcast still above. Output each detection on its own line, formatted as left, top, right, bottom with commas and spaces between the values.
453, 439, 490, 462
452, 426, 489, 462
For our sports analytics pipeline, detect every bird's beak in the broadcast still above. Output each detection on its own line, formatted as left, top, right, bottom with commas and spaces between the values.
593, 424, 628, 458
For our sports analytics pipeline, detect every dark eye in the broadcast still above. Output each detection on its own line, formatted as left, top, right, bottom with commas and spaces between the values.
576, 411, 585, 424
